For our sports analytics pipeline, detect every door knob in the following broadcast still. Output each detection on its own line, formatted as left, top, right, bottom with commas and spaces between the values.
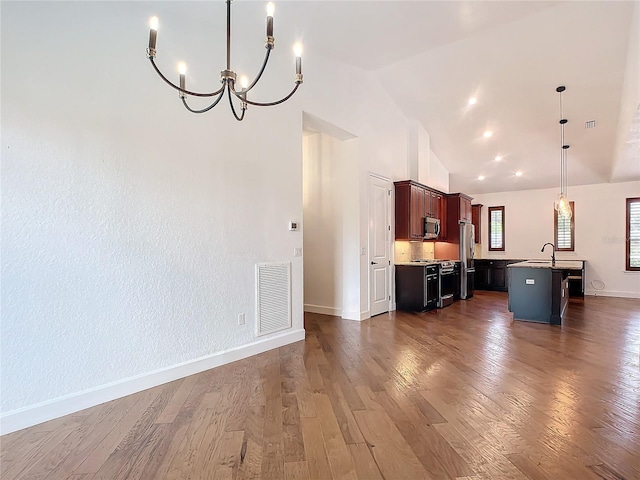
371, 261, 378, 265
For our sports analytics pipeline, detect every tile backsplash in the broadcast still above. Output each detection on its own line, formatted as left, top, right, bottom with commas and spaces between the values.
395, 241, 435, 263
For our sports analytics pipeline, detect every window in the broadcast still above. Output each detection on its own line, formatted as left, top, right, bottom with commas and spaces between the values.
554, 201, 575, 251
488, 206, 505, 251
627, 197, 640, 271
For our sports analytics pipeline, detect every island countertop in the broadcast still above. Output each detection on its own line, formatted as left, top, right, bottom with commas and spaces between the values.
508, 260, 584, 269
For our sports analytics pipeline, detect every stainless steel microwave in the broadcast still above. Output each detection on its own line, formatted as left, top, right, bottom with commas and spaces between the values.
424, 217, 441, 239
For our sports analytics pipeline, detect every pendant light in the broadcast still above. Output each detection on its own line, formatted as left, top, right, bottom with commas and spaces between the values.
554, 86, 572, 220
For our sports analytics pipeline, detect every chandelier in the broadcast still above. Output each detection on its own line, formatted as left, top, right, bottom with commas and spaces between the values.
146, 0, 303, 121
554, 85, 572, 220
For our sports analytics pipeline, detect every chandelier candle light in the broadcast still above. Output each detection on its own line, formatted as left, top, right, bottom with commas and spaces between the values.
554, 85, 572, 220
146, 0, 303, 121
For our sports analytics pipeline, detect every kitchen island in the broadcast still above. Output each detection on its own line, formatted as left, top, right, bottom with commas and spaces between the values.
507, 260, 584, 325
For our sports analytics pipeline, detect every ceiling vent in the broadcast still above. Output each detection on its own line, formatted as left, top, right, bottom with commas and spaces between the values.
585, 120, 597, 129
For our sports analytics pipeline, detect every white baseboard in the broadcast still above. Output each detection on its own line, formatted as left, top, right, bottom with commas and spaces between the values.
341, 310, 371, 321
304, 303, 341, 317
0, 329, 305, 435
585, 289, 640, 299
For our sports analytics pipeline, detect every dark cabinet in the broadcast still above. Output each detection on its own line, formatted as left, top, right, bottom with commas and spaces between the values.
443, 193, 474, 243
395, 181, 425, 241
472, 204, 482, 244
475, 262, 491, 290
434, 193, 443, 221
425, 189, 441, 219
410, 184, 425, 239
462, 197, 472, 222
396, 265, 438, 311
492, 263, 506, 289
395, 181, 447, 241
475, 260, 508, 291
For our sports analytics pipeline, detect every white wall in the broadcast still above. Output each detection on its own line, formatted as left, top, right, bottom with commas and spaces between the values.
302, 132, 353, 316
428, 150, 450, 194
472, 181, 640, 298
1, 1, 308, 428
407, 121, 450, 193
0, 1, 414, 430
612, 1, 640, 181
300, 56, 411, 320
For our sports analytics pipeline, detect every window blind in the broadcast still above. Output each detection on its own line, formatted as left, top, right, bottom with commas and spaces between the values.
629, 199, 640, 269
556, 214, 572, 249
554, 201, 574, 251
489, 208, 503, 250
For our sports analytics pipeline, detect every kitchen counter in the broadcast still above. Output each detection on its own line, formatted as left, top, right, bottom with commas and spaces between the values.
508, 260, 584, 269
506, 261, 586, 325
395, 260, 461, 266
395, 261, 436, 266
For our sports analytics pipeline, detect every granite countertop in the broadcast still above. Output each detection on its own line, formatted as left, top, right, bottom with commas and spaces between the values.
395, 260, 461, 266
395, 261, 438, 266
508, 260, 584, 269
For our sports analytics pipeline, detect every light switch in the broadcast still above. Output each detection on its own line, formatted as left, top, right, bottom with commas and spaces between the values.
294, 247, 302, 257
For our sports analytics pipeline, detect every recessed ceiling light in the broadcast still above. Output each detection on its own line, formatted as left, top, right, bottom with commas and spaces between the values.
468, 97, 477, 105
515, 171, 523, 177
483, 131, 493, 138
478, 175, 485, 181
494, 155, 502, 161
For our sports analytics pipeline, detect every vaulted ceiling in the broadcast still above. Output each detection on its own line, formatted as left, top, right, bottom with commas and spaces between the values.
150, 1, 639, 194
283, 1, 639, 194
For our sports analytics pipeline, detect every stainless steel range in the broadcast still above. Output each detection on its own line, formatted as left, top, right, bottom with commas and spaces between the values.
411, 259, 458, 308
436, 260, 457, 308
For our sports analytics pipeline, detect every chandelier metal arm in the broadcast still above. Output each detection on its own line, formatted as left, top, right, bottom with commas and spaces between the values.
149, 58, 225, 98
227, 85, 246, 121
232, 83, 300, 107
181, 88, 226, 114
241, 47, 273, 95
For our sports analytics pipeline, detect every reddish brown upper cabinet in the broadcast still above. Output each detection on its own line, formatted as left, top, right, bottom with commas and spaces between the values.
433, 192, 443, 221
410, 184, 426, 239
443, 193, 474, 244
395, 181, 426, 240
424, 189, 441, 219
472, 204, 482, 244
462, 197, 472, 222
395, 181, 449, 241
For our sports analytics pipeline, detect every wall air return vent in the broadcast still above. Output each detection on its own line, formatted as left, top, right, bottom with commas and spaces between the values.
256, 262, 291, 336
585, 120, 597, 129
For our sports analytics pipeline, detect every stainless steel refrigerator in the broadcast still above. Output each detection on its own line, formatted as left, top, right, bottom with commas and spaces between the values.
459, 221, 475, 299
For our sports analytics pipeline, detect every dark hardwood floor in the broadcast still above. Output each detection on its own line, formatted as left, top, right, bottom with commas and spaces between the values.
2, 292, 640, 479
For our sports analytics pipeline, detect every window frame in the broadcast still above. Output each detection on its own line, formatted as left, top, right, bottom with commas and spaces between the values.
488, 206, 505, 252
554, 201, 575, 252
626, 197, 640, 272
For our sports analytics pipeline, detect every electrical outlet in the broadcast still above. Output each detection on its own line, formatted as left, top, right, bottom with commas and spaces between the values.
294, 247, 302, 257
238, 313, 245, 325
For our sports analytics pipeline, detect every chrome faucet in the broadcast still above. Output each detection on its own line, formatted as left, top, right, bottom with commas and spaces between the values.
541, 243, 556, 266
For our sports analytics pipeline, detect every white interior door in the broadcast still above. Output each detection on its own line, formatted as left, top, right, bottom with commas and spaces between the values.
369, 174, 390, 317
